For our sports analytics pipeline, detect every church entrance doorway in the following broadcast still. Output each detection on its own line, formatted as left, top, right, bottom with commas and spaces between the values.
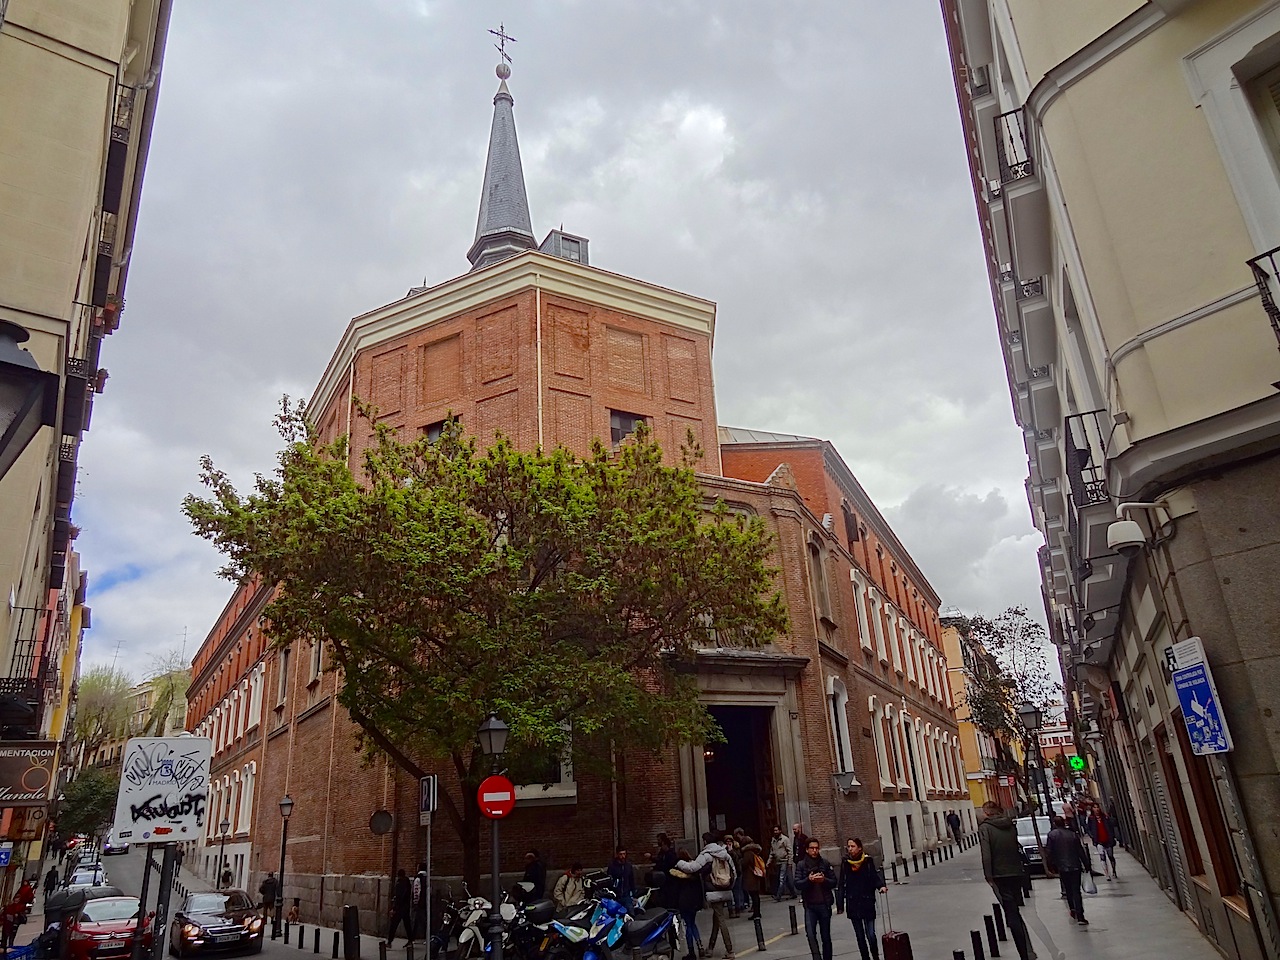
704, 705, 777, 843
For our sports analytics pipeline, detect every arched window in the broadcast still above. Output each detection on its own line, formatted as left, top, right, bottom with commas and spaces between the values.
827, 677, 854, 775
808, 536, 832, 624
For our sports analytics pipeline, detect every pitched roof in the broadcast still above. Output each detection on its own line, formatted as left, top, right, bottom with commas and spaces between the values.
466, 68, 536, 271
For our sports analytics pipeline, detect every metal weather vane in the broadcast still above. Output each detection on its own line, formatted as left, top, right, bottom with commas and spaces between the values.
489, 23, 517, 65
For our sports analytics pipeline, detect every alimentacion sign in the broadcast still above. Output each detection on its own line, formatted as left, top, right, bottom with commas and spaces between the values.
0, 741, 57, 806
113, 736, 212, 842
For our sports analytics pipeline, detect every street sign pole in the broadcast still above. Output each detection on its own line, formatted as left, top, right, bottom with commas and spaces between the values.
425, 810, 432, 958
131, 845, 156, 960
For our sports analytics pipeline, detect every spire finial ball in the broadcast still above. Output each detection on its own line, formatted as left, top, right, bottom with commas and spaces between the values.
496, 62, 511, 80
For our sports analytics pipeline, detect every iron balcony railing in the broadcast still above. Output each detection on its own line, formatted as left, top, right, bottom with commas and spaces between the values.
1064, 410, 1111, 511
995, 108, 1034, 183
1245, 245, 1280, 351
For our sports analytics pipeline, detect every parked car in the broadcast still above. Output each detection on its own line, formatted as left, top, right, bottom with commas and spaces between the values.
63, 895, 152, 960
68, 865, 109, 887
1015, 816, 1053, 877
103, 832, 130, 856
169, 890, 264, 956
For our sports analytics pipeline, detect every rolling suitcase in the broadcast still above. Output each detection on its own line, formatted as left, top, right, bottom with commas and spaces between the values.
880, 889, 913, 960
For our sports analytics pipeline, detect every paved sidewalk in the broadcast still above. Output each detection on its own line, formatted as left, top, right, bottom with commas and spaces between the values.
230, 841, 1224, 960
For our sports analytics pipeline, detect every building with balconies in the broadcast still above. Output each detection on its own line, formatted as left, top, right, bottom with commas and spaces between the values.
939, 3, 1280, 959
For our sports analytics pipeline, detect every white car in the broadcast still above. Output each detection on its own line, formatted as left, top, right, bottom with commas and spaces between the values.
103, 832, 130, 856
68, 865, 109, 886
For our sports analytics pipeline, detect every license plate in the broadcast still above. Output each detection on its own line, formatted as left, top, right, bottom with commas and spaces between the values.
100, 941, 127, 950
214, 934, 242, 943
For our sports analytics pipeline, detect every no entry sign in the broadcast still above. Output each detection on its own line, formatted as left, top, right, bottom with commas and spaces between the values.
477, 775, 516, 819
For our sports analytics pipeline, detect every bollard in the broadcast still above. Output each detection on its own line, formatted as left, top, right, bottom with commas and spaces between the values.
407, 944, 415, 960
286, 922, 292, 945
970, 930, 986, 960
954, 952, 966, 960
984, 916, 1000, 957
754, 917, 766, 951
992, 904, 1006, 941
299, 926, 306, 950
343, 904, 362, 960
890, 861, 899, 884
902, 857, 910, 878
332, 931, 341, 959
378, 941, 388, 960
315, 928, 322, 954
789, 904, 798, 935
912, 854, 919, 872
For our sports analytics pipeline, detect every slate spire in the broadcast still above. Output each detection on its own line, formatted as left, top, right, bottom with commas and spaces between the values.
466, 60, 536, 271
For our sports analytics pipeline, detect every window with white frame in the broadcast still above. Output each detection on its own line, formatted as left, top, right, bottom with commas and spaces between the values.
248, 665, 263, 729
868, 696, 893, 788
308, 640, 323, 684
870, 595, 888, 663
276, 646, 291, 707
850, 572, 873, 652
827, 677, 855, 777
237, 762, 255, 833
807, 536, 833, 625
513, 724, 577, 803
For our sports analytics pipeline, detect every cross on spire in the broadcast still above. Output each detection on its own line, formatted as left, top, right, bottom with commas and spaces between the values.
489, 23, 517, 64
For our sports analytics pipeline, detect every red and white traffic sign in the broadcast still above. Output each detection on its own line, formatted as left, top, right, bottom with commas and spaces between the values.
477, 775, 516, 819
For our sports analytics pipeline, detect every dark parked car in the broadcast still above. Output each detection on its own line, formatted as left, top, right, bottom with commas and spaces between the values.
170, 890, 264, 956
1016, 816, 1053, 877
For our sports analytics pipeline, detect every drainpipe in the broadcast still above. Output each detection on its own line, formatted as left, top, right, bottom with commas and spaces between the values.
535, 275, 544, 449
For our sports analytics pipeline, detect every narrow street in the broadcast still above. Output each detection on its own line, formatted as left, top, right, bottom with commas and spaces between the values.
37, 841, 1216, 960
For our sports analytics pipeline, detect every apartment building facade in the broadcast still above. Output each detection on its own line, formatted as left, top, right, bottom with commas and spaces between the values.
186, 61, 966, 930
940, 2, 1280, 959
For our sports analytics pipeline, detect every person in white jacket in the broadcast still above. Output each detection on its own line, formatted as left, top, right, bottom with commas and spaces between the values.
676, 833, 737, 960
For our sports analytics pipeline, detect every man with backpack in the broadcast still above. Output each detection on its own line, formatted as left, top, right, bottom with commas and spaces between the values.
676, 832, 738, 960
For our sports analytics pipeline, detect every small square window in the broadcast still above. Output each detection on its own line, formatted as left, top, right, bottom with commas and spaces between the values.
561, 237, 581, 262
422, 419, 447, 442
609, 410, 646, 449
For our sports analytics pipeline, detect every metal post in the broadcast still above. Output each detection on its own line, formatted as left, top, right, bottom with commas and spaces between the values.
991, 904, 1006, 941
153, 844, 180, 960
275, 815, 291, 939
425, 810, 432, 960
970, 929, 986, 960
953, 952, 966, 960
378, 941, 388, 960
299, 926, 307, 949
489, 815, 503, 960
131, 845, 156, 960
332, 931, 340, 959
754, 917, 766, 951
890, 861, 898, 884
788, 904, 798, 935
286, 922, 292, 945
315, 928, 321, 954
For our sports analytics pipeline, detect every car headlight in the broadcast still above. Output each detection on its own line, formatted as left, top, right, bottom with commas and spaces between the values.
245, 917, 264, 931
182, 924, 202, 938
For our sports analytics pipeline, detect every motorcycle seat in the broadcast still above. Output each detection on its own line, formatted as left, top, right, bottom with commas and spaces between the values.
621, 913, 668, 947
523, 900, 556, 925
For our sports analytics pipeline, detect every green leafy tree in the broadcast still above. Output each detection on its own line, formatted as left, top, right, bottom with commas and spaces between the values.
139, 652, 191, 736
184, 404, 788, 882
59, 766, 120, 839
71, 666, 134, 761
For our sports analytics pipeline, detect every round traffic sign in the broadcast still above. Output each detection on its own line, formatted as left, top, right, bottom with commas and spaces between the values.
477, 775, 516, 819
370, 810, 394, 835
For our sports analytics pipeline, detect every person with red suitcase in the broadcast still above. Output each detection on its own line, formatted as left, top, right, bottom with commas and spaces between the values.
836, 838, 887, 960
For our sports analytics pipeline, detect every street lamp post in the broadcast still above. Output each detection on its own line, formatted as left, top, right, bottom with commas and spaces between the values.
477, 715, 509, 960
0, 320, 59, 482
217, 819, 231, 888
1016, 703, 1048, 856
272, 795, 294, 940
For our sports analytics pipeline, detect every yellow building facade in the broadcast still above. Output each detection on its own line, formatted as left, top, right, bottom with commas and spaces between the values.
940, 2, 1280, 959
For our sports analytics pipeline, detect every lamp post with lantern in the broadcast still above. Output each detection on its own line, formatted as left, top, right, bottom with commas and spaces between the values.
476, 715, 509, 960
1017, 702, 1051, 857
217, 819, 231, 888
272, 795, 294, 940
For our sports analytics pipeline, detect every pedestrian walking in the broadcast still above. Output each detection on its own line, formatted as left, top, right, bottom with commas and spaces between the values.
738, 833, 764, 920
387, 868, 414, 945
946, 810, 963, 846
769, 825, 797, 901
553, 864, 586, 911
1045, 816, 1089, 924
607, 846, 637, 902
42, 866, 58, 902
522, 849, 547, 900
795, 837, 836, 960
1084, 808, 1117, 880
676, 832, 737, 960
668, 849, 707, 960
258, 872, 278, 916
836, 838, 886, 960
725, 832, 745, 917
792, 823, 810, 864
977, 800, 1032, 960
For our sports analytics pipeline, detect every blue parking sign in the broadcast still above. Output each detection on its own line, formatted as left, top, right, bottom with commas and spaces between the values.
0, 849, 12, 867
1172, 642, 1233, 757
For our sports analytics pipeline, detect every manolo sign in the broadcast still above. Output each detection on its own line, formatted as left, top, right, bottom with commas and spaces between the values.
112, 736, 212, 842
0, 741, 57, 806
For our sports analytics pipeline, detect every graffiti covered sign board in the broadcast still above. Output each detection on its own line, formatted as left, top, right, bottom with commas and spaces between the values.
0, 741, 57, 806
112, 736, 212, 842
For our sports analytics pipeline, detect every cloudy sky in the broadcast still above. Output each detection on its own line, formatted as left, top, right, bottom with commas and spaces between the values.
74, 0, 1044, 676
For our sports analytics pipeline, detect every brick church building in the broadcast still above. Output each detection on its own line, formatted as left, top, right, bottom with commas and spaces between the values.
185, 58, 967, 928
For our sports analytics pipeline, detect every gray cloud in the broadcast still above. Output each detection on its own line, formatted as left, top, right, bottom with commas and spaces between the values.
75, 0, 1041, 674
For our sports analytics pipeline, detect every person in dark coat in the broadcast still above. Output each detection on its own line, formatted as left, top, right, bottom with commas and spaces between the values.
836, 838, 886, 960
668, 848, 707, 960
794, 837, 836, 960
42, 866, 58, 901
978, 801, 1030, 960
387, 868, 414, 945
737, 834, 765, 920
607, 846, 637, 901
1045, 816, 1088, 925
653, 833, 679, 909
521, 850, 547, 900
